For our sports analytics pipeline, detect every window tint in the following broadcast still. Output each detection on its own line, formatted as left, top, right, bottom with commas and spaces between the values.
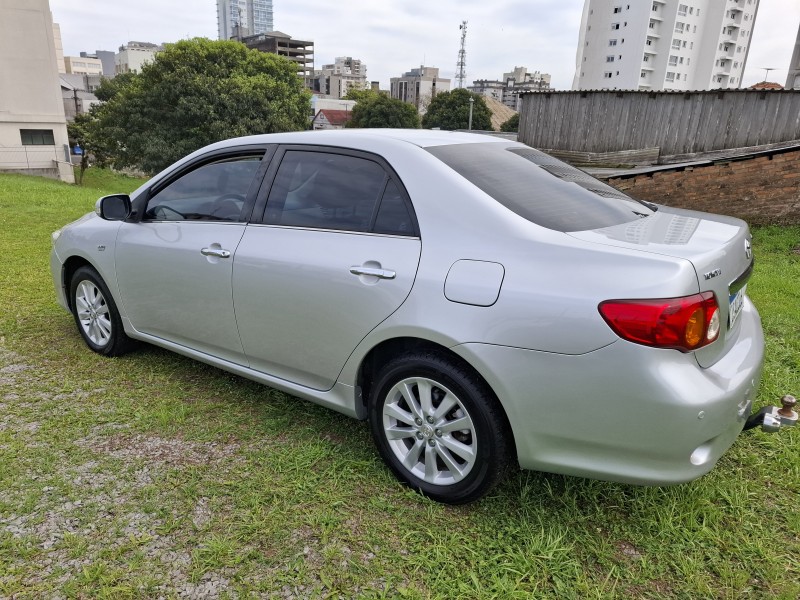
20, 129, 55, 145
265, 151, 387, 232
426, 143, 654, 232
373, 180, 414, 236
145, 157, 261, 221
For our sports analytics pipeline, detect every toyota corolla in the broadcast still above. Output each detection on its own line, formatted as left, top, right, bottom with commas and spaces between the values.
51, 130, 789, 504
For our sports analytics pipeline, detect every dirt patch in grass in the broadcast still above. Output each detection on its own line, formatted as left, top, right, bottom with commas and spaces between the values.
76, 432, 242, 468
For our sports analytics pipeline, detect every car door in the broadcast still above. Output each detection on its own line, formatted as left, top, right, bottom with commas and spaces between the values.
115, 151, 267, 364
233, 147, 422, 390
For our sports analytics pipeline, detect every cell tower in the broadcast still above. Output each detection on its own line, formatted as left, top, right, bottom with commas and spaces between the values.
456, 21, 467, 88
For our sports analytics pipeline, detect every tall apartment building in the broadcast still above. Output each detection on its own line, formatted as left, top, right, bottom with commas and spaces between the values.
217, 0, 273, 40
787, 23, 800, 90
241, 31, 314, 86
313, 57, 367, 98
390, 66, 451, 113
574, 0, 760, 91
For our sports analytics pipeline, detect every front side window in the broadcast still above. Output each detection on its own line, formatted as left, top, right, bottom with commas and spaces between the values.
144, 156, 262, 221
265, 151, 413, 235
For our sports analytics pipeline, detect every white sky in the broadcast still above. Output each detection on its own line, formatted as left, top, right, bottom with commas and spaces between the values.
49, 0, 800, 90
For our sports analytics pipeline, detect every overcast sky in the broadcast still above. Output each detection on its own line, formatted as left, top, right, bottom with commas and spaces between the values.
49, 0, 800, 90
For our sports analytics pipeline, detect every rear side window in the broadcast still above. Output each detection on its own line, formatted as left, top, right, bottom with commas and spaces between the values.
426, 143, 655, 232
266, 151, 406, 234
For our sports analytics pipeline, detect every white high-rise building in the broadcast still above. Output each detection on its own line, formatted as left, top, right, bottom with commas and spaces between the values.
217, 0, 273, 41
573, 0, 760, 91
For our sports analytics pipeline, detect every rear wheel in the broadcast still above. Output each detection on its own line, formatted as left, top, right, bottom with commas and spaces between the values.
369, 352, 509, 504
70, 266, 132, 356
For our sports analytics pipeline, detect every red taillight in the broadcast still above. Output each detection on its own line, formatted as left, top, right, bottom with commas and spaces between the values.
598, 292, 720, 352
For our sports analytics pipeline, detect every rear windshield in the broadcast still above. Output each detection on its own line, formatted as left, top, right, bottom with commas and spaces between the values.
426, 143, 655, 232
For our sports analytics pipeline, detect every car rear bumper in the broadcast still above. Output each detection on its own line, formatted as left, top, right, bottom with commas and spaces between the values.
453, 297, 764, 485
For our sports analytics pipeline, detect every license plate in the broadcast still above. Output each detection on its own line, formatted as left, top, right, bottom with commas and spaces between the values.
728, 284, 746, 329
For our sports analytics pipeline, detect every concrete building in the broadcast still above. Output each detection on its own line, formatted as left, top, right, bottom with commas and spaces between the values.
313, 56, 367, 99
574, 0, 760, 91
80, 50, 115, 78
218, 0, 273, 40
469, 66, 551, 110
390, 66, 451, 113
787, 23, 800, 90
241, 31, 314, 84
52, 22, 65, 73
0, 0, 73, 182
115, 41, 162, 75
61, 75, 100, 121
64, 55, 103, 76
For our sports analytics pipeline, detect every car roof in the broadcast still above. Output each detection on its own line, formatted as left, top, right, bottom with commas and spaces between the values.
210, 129, 513, 151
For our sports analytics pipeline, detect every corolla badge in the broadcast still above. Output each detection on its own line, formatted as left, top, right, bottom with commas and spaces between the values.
745, 239, 752, 260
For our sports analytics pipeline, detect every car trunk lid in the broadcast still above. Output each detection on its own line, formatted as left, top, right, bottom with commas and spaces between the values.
567, 207, 754, 367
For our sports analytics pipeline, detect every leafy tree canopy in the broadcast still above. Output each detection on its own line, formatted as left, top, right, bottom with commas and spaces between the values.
500, 113, 520, 133
92, 38, 311, 174
342, 88, 381, 103
421, 88, 492, 131
346, 93, 420, 129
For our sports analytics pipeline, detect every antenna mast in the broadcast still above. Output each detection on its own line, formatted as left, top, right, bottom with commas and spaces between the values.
456, 21, 467, 88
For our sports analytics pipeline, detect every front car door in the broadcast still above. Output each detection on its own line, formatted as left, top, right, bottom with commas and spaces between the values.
233, 147, 422, 390
115, 151, 268, 364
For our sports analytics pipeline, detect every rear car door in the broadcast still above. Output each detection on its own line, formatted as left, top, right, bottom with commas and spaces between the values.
232, 146, 422, 390
115, 150, 268, 364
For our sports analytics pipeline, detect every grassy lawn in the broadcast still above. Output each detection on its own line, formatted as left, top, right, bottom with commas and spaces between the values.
0, 169, 798, 598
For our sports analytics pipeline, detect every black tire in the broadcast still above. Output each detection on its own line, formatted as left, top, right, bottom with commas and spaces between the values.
69, 266, 133, 357
368, 352, 510, 504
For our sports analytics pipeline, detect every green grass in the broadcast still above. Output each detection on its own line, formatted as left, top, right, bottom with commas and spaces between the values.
0, 169, 798, 598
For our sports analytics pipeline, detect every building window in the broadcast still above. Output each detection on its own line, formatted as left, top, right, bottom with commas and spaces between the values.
607, 56, 615, 62
604, 72, 613, 78
666, 72, 675, 82
684, 74, 688, 81
609, 39, 618, 46
613, 6, 622, 13
672, 39, 681, 49
649, 21, 656, 29
611, 23, 620, 30
646, 38, 653, 46
641, 71, 647, 78
675, 22, 685, 33
20, 129, 55, 145
643, 55, 650, 62
678, 4, 688, 16
652, 2, 658, 11
669, 55, 679, 66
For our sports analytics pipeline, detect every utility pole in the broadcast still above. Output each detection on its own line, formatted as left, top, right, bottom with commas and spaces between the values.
456, 21, 467, 89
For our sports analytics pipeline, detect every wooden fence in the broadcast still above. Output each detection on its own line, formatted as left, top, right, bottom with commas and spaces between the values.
518, 90, 800, 160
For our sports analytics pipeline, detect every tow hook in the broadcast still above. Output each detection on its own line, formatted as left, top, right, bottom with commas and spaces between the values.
744, 395, 798, 433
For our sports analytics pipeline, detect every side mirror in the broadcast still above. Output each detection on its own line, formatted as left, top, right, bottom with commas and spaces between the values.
95, 194, 132, 221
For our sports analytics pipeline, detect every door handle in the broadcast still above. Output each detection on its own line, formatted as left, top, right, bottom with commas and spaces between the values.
349, 266, 396, 279
201, 247, 231, 259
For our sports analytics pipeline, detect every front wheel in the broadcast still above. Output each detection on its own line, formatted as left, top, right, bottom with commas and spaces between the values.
369, 352, 510, 504
70, 266, 132, 356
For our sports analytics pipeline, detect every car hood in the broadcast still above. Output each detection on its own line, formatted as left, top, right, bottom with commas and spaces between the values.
567, 206, 754, 367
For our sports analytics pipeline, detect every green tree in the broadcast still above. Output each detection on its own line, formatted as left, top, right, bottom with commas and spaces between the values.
346, 93, 420, 129
500, 113, 520, 133
421, 88, 492, 131
92, 38, 311, 174
342, 88, 380, 103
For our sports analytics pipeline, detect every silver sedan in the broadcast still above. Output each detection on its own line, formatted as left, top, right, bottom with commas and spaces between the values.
51, 129, 767, 503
